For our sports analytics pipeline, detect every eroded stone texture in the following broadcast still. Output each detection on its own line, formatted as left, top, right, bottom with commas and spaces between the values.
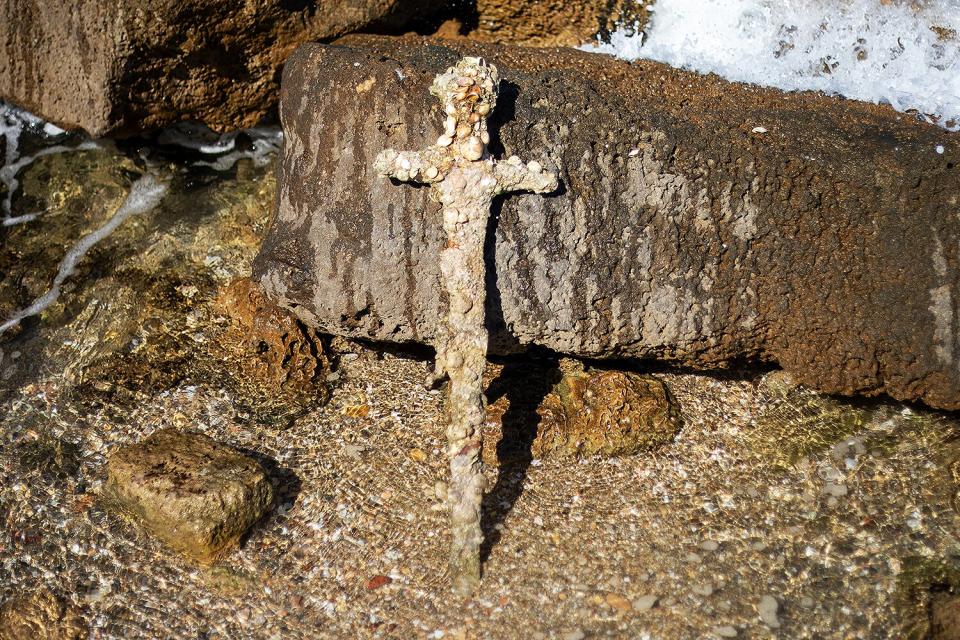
214, 277, 330, 401
484, 363, 682, 463
0, 589, 87, 640
253, 35, 960, 410
104, 429, 274, 564
0, 1, 427, 137
436, 0, 651, 47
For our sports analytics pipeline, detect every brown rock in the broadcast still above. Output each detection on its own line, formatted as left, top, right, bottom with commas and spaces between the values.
484, 362, 681, 462
0, 589, 86, 640
103, 428, 274, 564
365, 575, 393, 590
254, 35, 960, 410
447, 0, 651, 48
214, 277, 329, 401
932, 594, 960, 640
604, 592, 634, 613
0, 1, 429, 137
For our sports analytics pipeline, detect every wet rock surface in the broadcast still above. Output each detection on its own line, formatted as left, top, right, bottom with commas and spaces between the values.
0, 134, 329, 423
254, 35, 960, 411
483, 360, 682, 463
0, 1, 430, 137
103, 428, 274, 564
0, 588, 87, 640
214, 277, 331, 407
435, 0, 651, 47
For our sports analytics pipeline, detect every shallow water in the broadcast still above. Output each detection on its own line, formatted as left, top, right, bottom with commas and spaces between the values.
0, 106, 957, 639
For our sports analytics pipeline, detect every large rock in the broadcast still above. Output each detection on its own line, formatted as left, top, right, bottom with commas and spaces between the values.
441, 0, 650, 48
0, 1, 427, 137
104, 429, 274, 564
253, 35, 960, 410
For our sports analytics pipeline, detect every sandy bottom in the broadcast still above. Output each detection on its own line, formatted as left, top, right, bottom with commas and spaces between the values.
2, 344, 958, 639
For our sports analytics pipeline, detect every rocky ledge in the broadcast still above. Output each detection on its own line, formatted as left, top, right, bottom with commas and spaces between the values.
253, 34, 960, 410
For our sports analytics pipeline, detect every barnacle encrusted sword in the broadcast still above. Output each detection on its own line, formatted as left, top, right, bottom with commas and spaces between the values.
374, 57, 558, 595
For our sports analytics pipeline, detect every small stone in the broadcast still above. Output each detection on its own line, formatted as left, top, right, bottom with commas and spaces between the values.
527, 160, 542, 173
408, 448, 429, 463
632, 595, 658, 611
800, 596, 814, 608
561, 630, 585, 640
692, 583, 714, 597
365, 575, 392, 590
434, 481, 449, 501
700, 540, 719, 552
758, 595, 780, 629
485, 368, 682, 463
604, 593, 632, 612
714, 625, 738, 637
214, 278, 329, 403
0, 589, 87, 640
103, 428, 274, 564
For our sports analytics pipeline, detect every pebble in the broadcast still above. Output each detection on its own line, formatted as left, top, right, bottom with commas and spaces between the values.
692, 583, 714, 597
632, 594, 658, 611
604, 592, 632, 612
700, 540, 719, 552
408, 448, 428, 463
714, 625, 738, 637
365, 575, 392, 590
758, 595, 781, 628
561, 630, 585, 640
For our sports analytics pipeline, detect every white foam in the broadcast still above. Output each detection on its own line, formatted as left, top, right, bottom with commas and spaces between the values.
193, 127, 283, 171
0, 174, 169, 335
157, 122, 239, 154
1, 102, 103, 219
583, 0, 960, 130
156, 122, 283, 170
42, 122, 65, 137
1, 140, 102, 219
